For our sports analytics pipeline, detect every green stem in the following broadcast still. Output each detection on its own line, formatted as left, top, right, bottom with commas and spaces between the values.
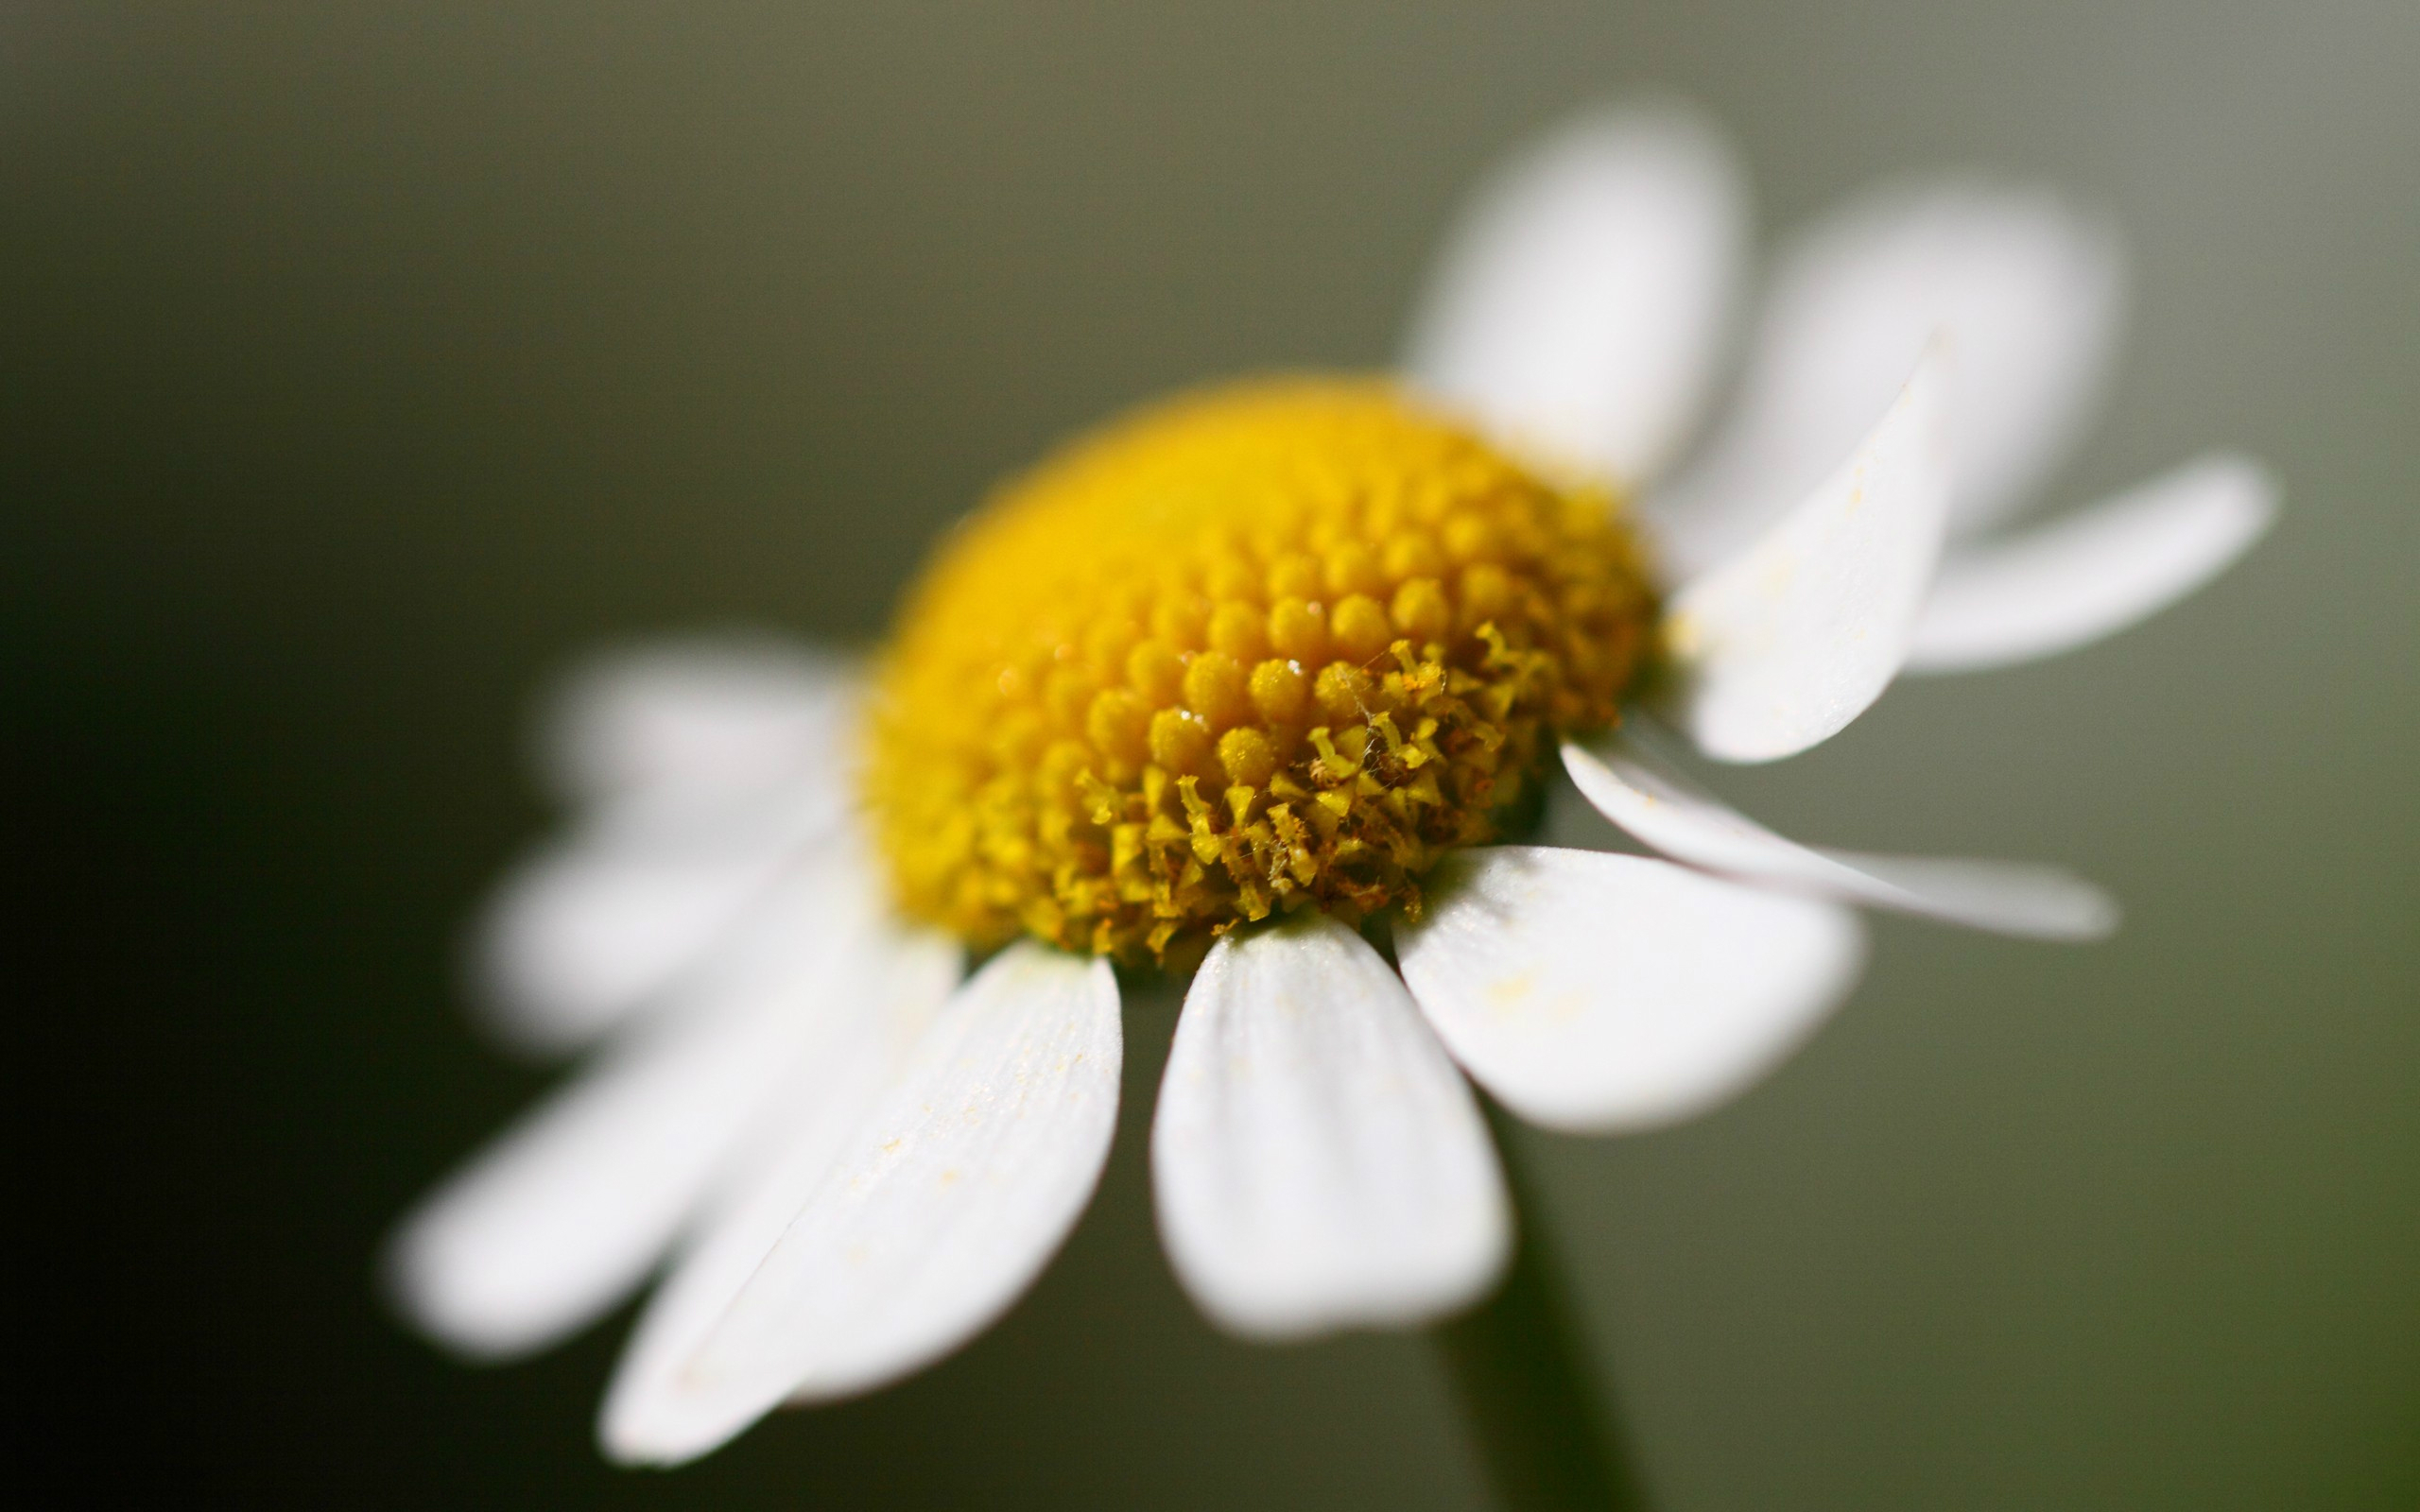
1432, 1098, 1650, 1512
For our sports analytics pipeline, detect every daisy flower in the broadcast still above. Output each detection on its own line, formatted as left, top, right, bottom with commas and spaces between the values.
388, 98, 2273, 1470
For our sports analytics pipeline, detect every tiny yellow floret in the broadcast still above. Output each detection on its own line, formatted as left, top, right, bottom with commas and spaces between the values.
865, 378, 1657, 963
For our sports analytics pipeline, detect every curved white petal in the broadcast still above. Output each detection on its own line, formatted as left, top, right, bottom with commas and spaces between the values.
1404, 99, 1748, 487
1563, 733, 2118, 939
1652, 181, 2122, 571
610, 944, 1121, 1466
1659, 352, 1950, 764
1152, 914, 1508, 1341
1398, 847, 1865, 1132
538, 636, 859, 806
472, 789, 848, 1055
598, 932, 959, 1464
1907, 453, 2277, 673
388, 860, 898, 1361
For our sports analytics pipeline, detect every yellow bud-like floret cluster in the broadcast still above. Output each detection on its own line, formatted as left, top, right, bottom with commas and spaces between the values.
865, 379, 1657, 964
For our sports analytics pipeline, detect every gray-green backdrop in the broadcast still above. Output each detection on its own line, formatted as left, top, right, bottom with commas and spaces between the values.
8, 3, 2414, 1506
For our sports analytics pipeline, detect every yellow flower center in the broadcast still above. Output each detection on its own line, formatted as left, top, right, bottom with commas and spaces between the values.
865, 378, 1658, 964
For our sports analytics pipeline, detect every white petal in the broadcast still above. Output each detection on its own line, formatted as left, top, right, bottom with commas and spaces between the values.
539, 636, 859, 806
1563, 733, 2118, 939
598, 931, 959, 1463
1652, 181, 2123, 571
1907, 453, 2277, 673
1151, 914, 1509, 1341
388, 862, 898, 1360
1659, 351, 1950, 764
1397, 846, 1865, 1132
609, 944, 1121, 1466
1404, 99, 1748, 487
472, 788, 848, 1055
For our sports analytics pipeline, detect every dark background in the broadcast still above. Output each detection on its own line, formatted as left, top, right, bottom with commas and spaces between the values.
8, 3, 2416, 1506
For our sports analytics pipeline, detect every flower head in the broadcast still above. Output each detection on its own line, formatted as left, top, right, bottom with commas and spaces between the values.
869, 379, 1656, 961
389, 97, 2273, 1467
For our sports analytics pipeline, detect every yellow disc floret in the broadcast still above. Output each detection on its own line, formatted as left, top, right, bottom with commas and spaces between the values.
865, 378, 1657, 964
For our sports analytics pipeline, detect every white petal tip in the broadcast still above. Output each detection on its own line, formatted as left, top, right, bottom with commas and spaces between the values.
1662, 350, 1951, 764
1843, 854, 2122, 941
1908, 452, 2277, 673
541, 637, 858, 805
1400, 848, 1869, 1135
599, 946, 1119, 1460
2065, 891, 2124, 941
1564, 732, 2123, 943
1194, 1230, 1511, 1343
1406, 95, 1747, 486
596, 1391, 752, 1469
1519, 920, 1870, 1133
379, 1212, 560, 1365
1153, 915, 1512, 1342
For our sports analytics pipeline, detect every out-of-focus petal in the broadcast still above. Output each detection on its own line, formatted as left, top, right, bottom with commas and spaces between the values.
1563, 733, 2118, 939
1404, 100, 1748, 488
1652, 181, 2122, 571
1151, 914, 1508, 1341
1398, 847, 1864, 1132
387, 861, 901, 1361
1658, 352, 1950, 764
1907, 453, 2277, 673
607, 944, 1120, 1467
472, 789, 848, 1056
597, 931, 959, 1463
538, 637, 859, 807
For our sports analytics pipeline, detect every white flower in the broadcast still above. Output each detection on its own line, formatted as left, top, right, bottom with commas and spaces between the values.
388, 98, 2273, 1465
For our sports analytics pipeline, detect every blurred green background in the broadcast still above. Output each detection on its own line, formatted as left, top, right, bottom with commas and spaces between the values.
8, 2, 2416, 1506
